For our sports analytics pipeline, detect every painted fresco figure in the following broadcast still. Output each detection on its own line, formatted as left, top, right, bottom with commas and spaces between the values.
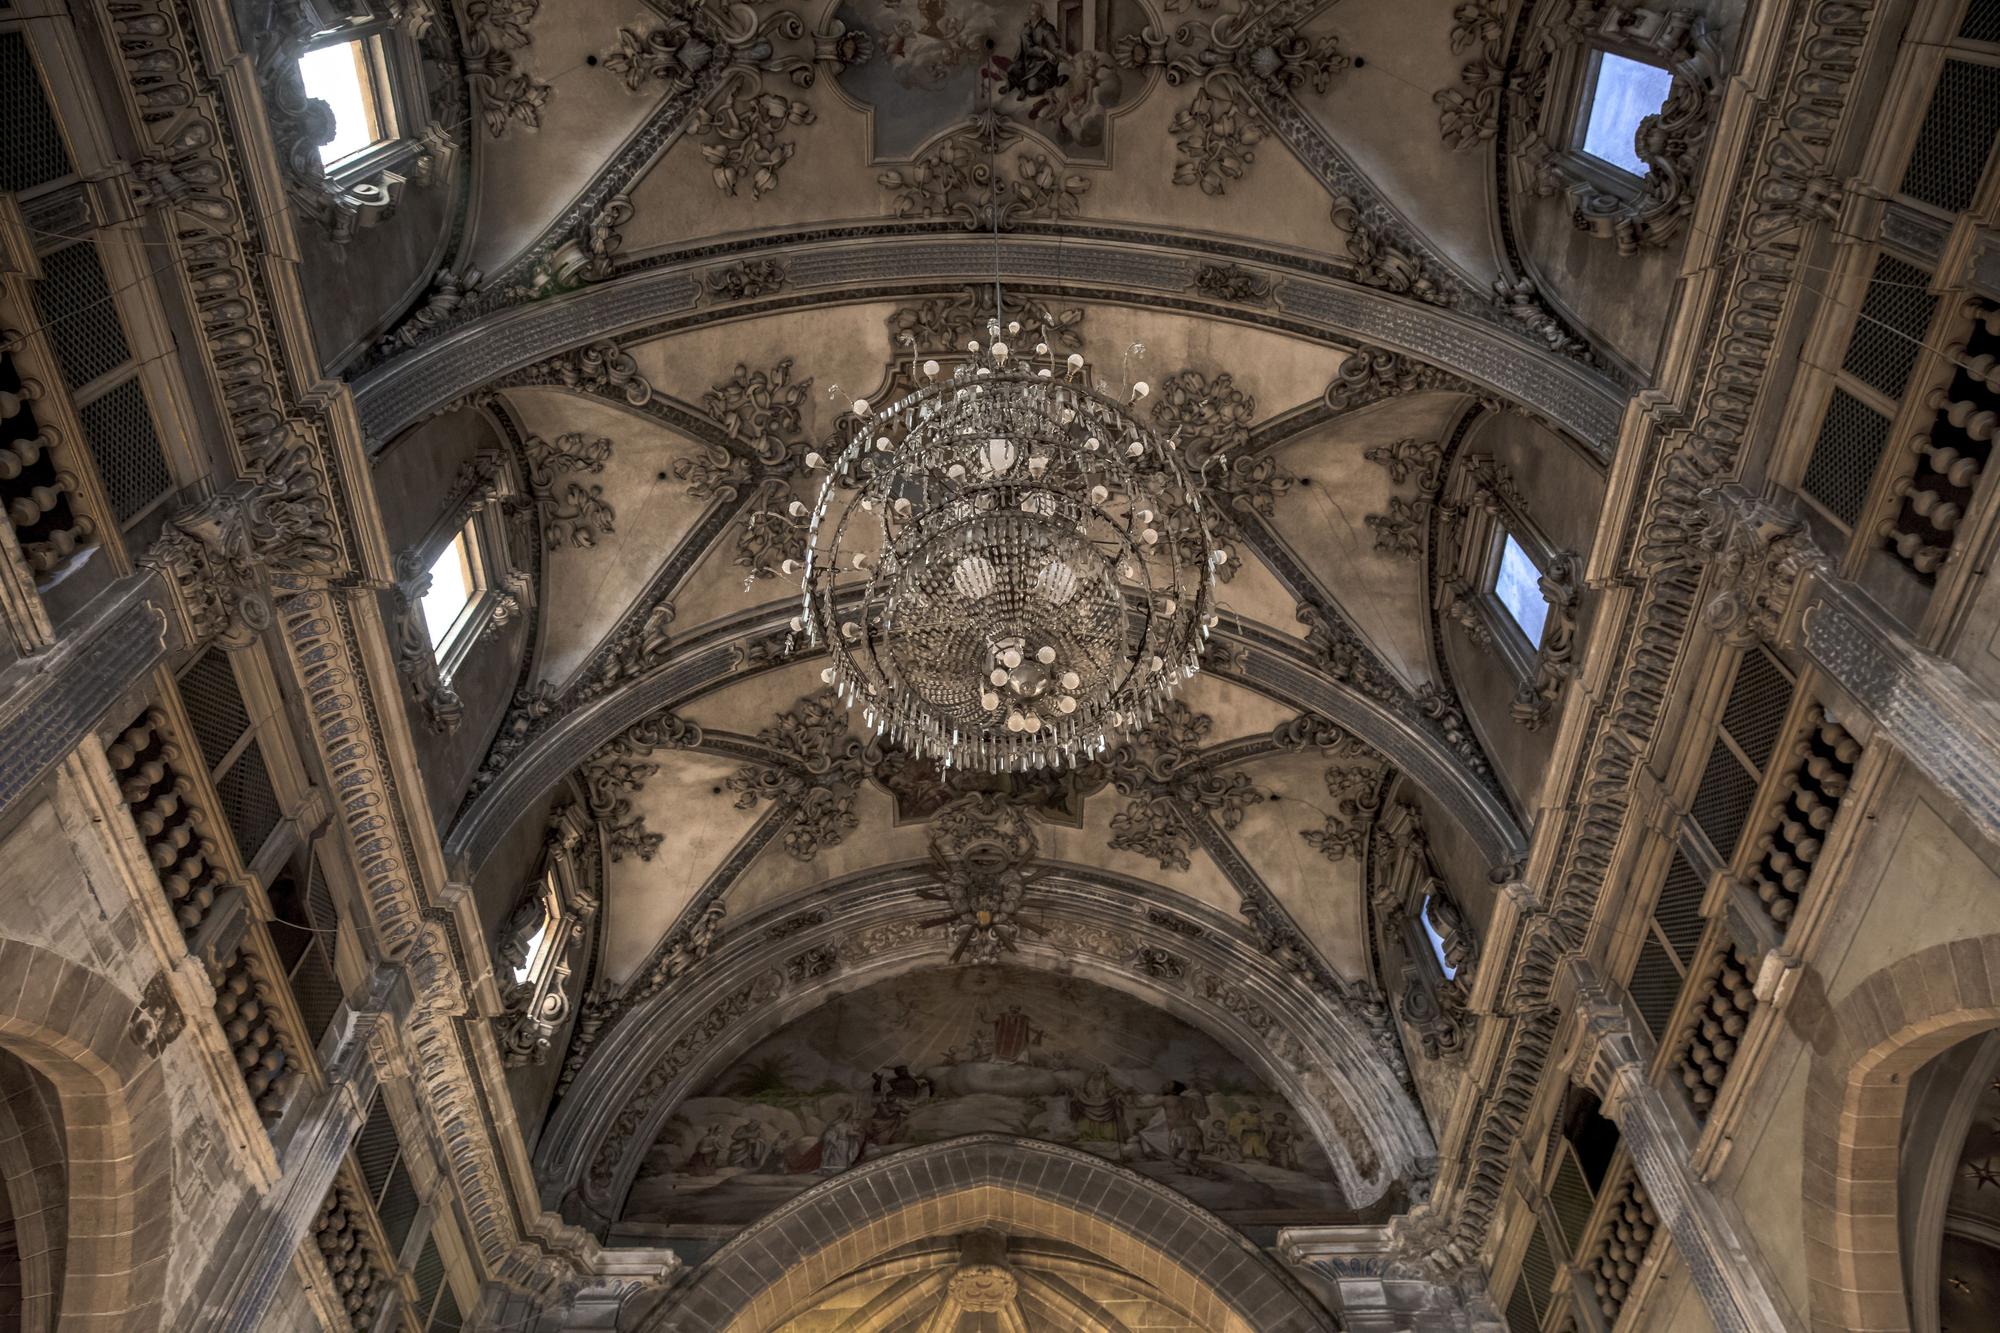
685, 1123, 726, 1176
818, 1106, 865, 1173
1147, 1081, 1213, 1175
990, 1004, 1044, 1063
728, 1120, 771, 1171
1205, 1118, 1240, 1162
1001, 4, 1066, 99
1266, 1111, 1300, 1171
1070, 1066, 1125, 1145
1232, 1105, 1270, 1163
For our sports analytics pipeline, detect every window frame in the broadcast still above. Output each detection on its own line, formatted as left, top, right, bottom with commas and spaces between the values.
494, 805, 596, 1067
1570, 47, 1676, 184
294, 29, 398, 170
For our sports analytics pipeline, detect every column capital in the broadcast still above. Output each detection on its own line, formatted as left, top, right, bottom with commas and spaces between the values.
1692, 484, 1831, 650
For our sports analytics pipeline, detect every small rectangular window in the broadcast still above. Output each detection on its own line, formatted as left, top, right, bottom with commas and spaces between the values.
1493, 532, 1549, 645
296, 38, 387, 165
1421, 894, 1458, 980
513, 881, 558, 985
421, 528, 476, 648
1579, 51, 1674, 176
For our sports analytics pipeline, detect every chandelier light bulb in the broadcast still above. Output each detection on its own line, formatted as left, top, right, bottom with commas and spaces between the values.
1142, 529, 1158, 545
1057, 696, 1077, 714
981, 690, 1000, 710
1090, 484, 1109, 503
1084, 436, 1099, 451
1127, 442, 1144, 458
967, 340, 981, 352
1036, 342, 1049, 355
1067, 352, 1084, 371
893, 497, 912, 516
1001, 648, 1023, 669
821, 666, 837, 684
923, 359, 940, 379
990, 668, 1010, 687
1060, 671, 1081, 690
1133, 381, 1150, 399
1008, 321, 1021, 335
1036, 645, 1056, 664
841, 621, 861, 640
781, 558, 800, 574
788, 500, 807, 517
1023, 713, 1041, 733
853, 398, 872, 415
876, 436, 893, 451
805, 451, 824, 469
1006, 712, 1025, 732
991, 341, 1009, 362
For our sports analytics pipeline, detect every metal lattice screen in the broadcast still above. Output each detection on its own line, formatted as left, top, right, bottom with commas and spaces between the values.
77, 378, 172, 525
1549, 1148, 1596, 1254
1689, 737, 1759, 860
1841, 254, 1938, 401
214, 738, 283, 863
376, 1160, 420, 1257
178, 649, 252, 772
33, 243, 131, 391
0, 34, 73, 194
1899, 58, 2000, 213
1516, 1219, 1559, 1326
410, 1235, 444, 1320
1801, 389, 1892, 529
1720, 647, 1796, 773
427, 1286, 462, 1333
1963, 0, 2000, 43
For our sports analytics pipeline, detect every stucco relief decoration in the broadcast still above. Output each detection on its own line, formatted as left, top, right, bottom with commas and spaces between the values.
1509, 549, 1581, 729
918, 794, 1048, 963
1115, 4, 1348, 195
390, 548, 467, 734
1104, 701, 1269, 871
1364, 434, 1447, 563
466, 0, 551, 136
725, 690, 869, 859
1150, 368, 1294, 580
1332, 194, 1446, 305
678, 359, 817, 582
578, 712, 705, 863
509, 194, 634, 300
1692, 484, 1830, 646
621, 966, 1352, 1230
1434, 0, 1507, 150
518, 431, 616, 548
878, 121, 1091, 228
1513, 3, 1726, 254
1323, 350, 1471, 414
1300, 765, 1384, 862
519, 338, 656, 406
889, 289, 1084, 355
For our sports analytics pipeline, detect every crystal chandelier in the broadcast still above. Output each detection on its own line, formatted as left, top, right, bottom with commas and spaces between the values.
796, 319, 1222, 774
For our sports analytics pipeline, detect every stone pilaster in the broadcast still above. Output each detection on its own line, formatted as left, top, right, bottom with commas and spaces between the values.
1559, 960, 1797, 1333
1697, 482, 2000, 851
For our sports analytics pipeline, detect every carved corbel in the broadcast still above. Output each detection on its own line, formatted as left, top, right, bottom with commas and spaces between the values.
1510, 549, 1581, 729
1693, 484, 1831, 648
389, 550, 464, 734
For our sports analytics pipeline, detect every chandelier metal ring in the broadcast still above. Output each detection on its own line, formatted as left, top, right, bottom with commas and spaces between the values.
795, 321, 1223, 773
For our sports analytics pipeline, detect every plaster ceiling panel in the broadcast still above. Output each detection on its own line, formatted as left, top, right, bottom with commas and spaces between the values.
1264, 394, 1471, 688
504, 388, 715, 689
1060, 305, 1337, 421
1173, 672, 1296, 743
1305, 3, 1500, 283
628, 303, 902, 432
1216, 544, 1309, 641
600, 750, 766, 984
679, 658, 832, 736
466, 0, 668, 276
1079, 83, 1351, 260
724, 783, 928, 918
1224, 749, 1374, 982
1035, 798, 1242, 921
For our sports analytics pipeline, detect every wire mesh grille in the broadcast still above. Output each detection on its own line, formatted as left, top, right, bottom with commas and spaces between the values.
1506, 1280, 1541, 1333
1963, 0, 2000, 42
288, 938, 342, 1048
32, 243, 131, 390
1654, 848, 1710, 963
1689, 736, 1758, 862
1721, 646, 1795, 773
1899, 59, 2000, 213
0, 35, 74, 195
1517, 1220, 1559, 1322
428, 1286, 461, 1333
215, 739, 283, 863
411, 1235, 444, 1317
1549, 1148, 1596, 1253
355, 1095, 401, 1203
77, 378, 172, 524
376, 1160, 420, 1257
178, 649, 251, 773
1629, 932, 1686, 1043
1841, 254, 1938, 400
1801, 389, 1891, 529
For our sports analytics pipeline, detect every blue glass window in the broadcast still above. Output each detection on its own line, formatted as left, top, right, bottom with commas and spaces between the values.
1494, 533, 1549, 645
1580, 52, 1675, 176
1421, 895, 1457, 980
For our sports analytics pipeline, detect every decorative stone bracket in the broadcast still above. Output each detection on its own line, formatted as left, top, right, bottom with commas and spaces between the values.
495, 803, 599, 1067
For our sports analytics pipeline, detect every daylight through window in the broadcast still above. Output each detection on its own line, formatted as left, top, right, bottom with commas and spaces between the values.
1421, 895, 1458, 980
1494, 532, 1550, 645
296, 39, 384, 164
421, 528, 476, 648
1579, 51, 1674, 175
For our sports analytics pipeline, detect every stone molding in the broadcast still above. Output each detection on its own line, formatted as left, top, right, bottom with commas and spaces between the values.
536, 871, 1437, 1229
351, 231, 1626, 453
643, 1134, 1339, 1331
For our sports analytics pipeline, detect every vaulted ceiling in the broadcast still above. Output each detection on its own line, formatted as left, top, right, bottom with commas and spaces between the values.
365, 0, 1627, 1313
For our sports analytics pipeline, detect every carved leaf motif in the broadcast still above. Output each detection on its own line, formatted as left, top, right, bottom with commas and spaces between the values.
691, 90, 815, 198
1169, 85, 1264, 196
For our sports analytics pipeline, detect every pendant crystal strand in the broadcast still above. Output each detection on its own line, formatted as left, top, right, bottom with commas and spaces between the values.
800, 326, 1220, 774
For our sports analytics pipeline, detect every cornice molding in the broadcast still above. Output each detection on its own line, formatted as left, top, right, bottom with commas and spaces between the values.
536, 868, 1438, 1228
352, 230, 1627, 452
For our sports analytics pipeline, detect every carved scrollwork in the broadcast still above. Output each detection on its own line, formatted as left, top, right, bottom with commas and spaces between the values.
888, 289, 1083, 354
466, 0, 550, 136
1692, 484, 1831, 646
1509, 550, 1581, 729
1323, 350, 1472, 413
1332, 195, 1447, 305
725, 691, 868, 860
577, 711, 704, 863
519, 432, 615, 548
1103, 702, 1270, 870
879, 124, 1089, 229
1434, 0, 1508, 150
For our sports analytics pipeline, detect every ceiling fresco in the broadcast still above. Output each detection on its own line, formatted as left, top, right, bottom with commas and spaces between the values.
620, 965, 1350, 1233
